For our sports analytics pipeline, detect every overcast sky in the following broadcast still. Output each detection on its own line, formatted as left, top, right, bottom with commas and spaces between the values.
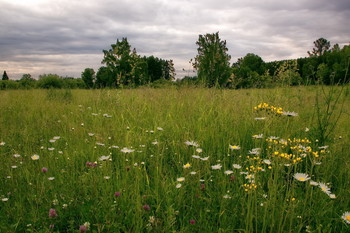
0, 0, 349, 79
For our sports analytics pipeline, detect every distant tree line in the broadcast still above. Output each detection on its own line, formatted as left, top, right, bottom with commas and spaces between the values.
1, 36, 349, 90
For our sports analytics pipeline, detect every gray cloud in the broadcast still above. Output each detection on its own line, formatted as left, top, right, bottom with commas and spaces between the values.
0, 0, 349, 79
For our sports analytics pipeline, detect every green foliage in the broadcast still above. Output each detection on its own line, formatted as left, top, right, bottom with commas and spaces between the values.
308, 38, 331, 57
81, 68, 95, 88
37, 74, 63, 89
0, 88, 349, 232
193, 32, 231, 87
2, 71, 9, 80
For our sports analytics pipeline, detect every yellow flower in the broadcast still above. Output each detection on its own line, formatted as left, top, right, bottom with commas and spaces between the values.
183, 163, 191, 169
342, 212, 350, 224
177, 177, 185, 182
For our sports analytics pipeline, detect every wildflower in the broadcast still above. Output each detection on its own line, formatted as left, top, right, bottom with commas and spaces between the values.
192, 155, 201, 159
223, 194, 231, 199
177, 177, 185, 182
13, 154, 21, 158
305, 127, 310, 132
184, 141, 199, 147
1, 198, 9, 202
254, 117, 266, 120
183, 163, 191, 168
252, 134, 263, 139
31, 155, 40, 160
189, 219, 196, 225
62, 204, 68, 209
48, 177, 55, 181
318, 182, 331, 194
196, 148, 203, 153
99, 155, 110, 161
49, 139, 56, 143
53, 136, 60, 140
190, 171, 197, 175
48, 147, 55, 151
104, 176, 110, 180
211, 164, 222, 170
48, 208, 58, 218
157, 127, 164, 131
232, 164, 242, 169
342, 212, 350, 224
0, 142, 5, 146
268, 136, 279, 140
176, 183, 182, 188
11, 165, 17, 169
88, 133, 94, 136
318, 145, 329, 150
143, 204, 151, 211
86, 162, 97, 168
114, 192, 121, 197
121, 148, 135, 153
151, 140, 158, 145
263, 159, 271, 165
200, 156, 209, 161
293, 173, 311, 182
229, 145, 240, 150
52, 199, 59, 205
96, 142, 105, 146
309, 180, 318, 186
249, 148, 261, 155
328, 193, 336, 199
282, 111, 298, 117
224, 170, 234, 175
79, 225, 87, 233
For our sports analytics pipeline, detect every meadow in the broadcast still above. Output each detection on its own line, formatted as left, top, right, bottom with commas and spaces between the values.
0, 86, 349, 232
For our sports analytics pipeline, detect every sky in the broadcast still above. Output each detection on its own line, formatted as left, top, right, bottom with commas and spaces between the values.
0, 0, 349, 80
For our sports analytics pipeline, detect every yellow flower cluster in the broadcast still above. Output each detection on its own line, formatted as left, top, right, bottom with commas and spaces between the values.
254, 103, 284, 115
243, 183, 257, 192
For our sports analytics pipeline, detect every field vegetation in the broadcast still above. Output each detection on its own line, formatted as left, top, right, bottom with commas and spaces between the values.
0, 86, 349, 232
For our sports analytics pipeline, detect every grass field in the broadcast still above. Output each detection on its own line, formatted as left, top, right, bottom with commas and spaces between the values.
0, 86, 349, 232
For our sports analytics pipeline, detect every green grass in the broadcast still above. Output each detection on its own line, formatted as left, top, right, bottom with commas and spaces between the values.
0, 86, 349, 232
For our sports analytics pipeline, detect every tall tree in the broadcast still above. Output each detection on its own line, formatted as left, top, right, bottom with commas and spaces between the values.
81, 68, 95, 88
193, 32, 231, 87
102, 37, 133, 86
2, 71, 9, 80
308, 38, 331, 56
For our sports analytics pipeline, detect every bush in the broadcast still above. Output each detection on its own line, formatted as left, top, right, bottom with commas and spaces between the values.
36, 74, 63, 89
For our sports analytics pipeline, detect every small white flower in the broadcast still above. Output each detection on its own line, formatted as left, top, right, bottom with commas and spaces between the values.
341, 211, 350, 224
318, 182, 331, 194
88, 133, 95, 136
252, 134, 263, 139
196, 148, 203, 153
176, 183, 182, 188
229, 145, 240, 150
328, 193, 336, 199
232, 164, 242, 169
184, 141, 199, 147
192, 155, 201, 159
157, 127, 164, 131
224, 170, 234, 175
121, 148, 135, 153
49, 139, 56, 143
31, 155, 40, 160
309, 180, 319, 186
200, 156, 209, 161
282, 111, 298, 117
11, 166, 17, 169
293, 173, 310, 182
263, 159, 271, 165
53, 136, 60, 140
13, 154, 21, 158
0, 142, 5, 146
190, 171, 197, 175
48, 177, 55, 181
177, 177, 185, 182
305, 127, 310, 132
99, 155, 110, 161
48, 147, 55, 151
104, 176, 110, 180
1, 198, 9, 202
211, 164, 222, 170
223, 194, 231, 199
254, 117, 266, 120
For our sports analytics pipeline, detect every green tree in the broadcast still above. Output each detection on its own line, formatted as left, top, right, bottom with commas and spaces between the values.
2, 71, 9, 80
102, 37, 133, 86
81, 68, 95, 88
193, 32, 231, 87
308, 38, 331, 56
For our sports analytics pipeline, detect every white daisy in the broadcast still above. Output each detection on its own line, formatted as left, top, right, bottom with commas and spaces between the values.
293, 173, 311, 182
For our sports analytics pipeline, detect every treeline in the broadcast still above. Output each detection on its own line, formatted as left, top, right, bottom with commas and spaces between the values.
182, 34, 350, 88
1, 35, 349, 90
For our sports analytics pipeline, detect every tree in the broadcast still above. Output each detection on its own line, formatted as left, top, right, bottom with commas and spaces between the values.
193, 32, 231, 87
2, 71, 9, 80
308, 38, 331, 56
81, 68, 95, 88
102, 37, 133, 86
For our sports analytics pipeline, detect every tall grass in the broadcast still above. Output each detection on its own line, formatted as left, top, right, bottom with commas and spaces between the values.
0, 86, 349, 232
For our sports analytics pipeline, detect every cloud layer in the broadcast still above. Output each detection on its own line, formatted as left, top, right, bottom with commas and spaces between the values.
0, 0, 349, 79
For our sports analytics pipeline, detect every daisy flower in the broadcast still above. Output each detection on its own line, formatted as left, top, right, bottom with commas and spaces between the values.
31, 155, 40, 160
224, 170, 234, 175
229, 145, 240, 150
293, 173, 311, 182
232, 164, 242, 169
99, 155, 110, 161
318, 182, 331, 194
177, 177, 185, 182
252, 134, 263, 139
183, 163, 191, 168
342, 212, 350, 224
282, 111, 298, 117
196, 148, 203, 153
121, 148, 135, 153
211, 164, 222, 170
200, 156, 209, 161
176, 183, 182, 188
192, 155, 201, 159
184, 141, 199, 147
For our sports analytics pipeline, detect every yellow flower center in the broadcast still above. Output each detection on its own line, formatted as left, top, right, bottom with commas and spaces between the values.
346, 216, 350, 221
299, 177, 305, 181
